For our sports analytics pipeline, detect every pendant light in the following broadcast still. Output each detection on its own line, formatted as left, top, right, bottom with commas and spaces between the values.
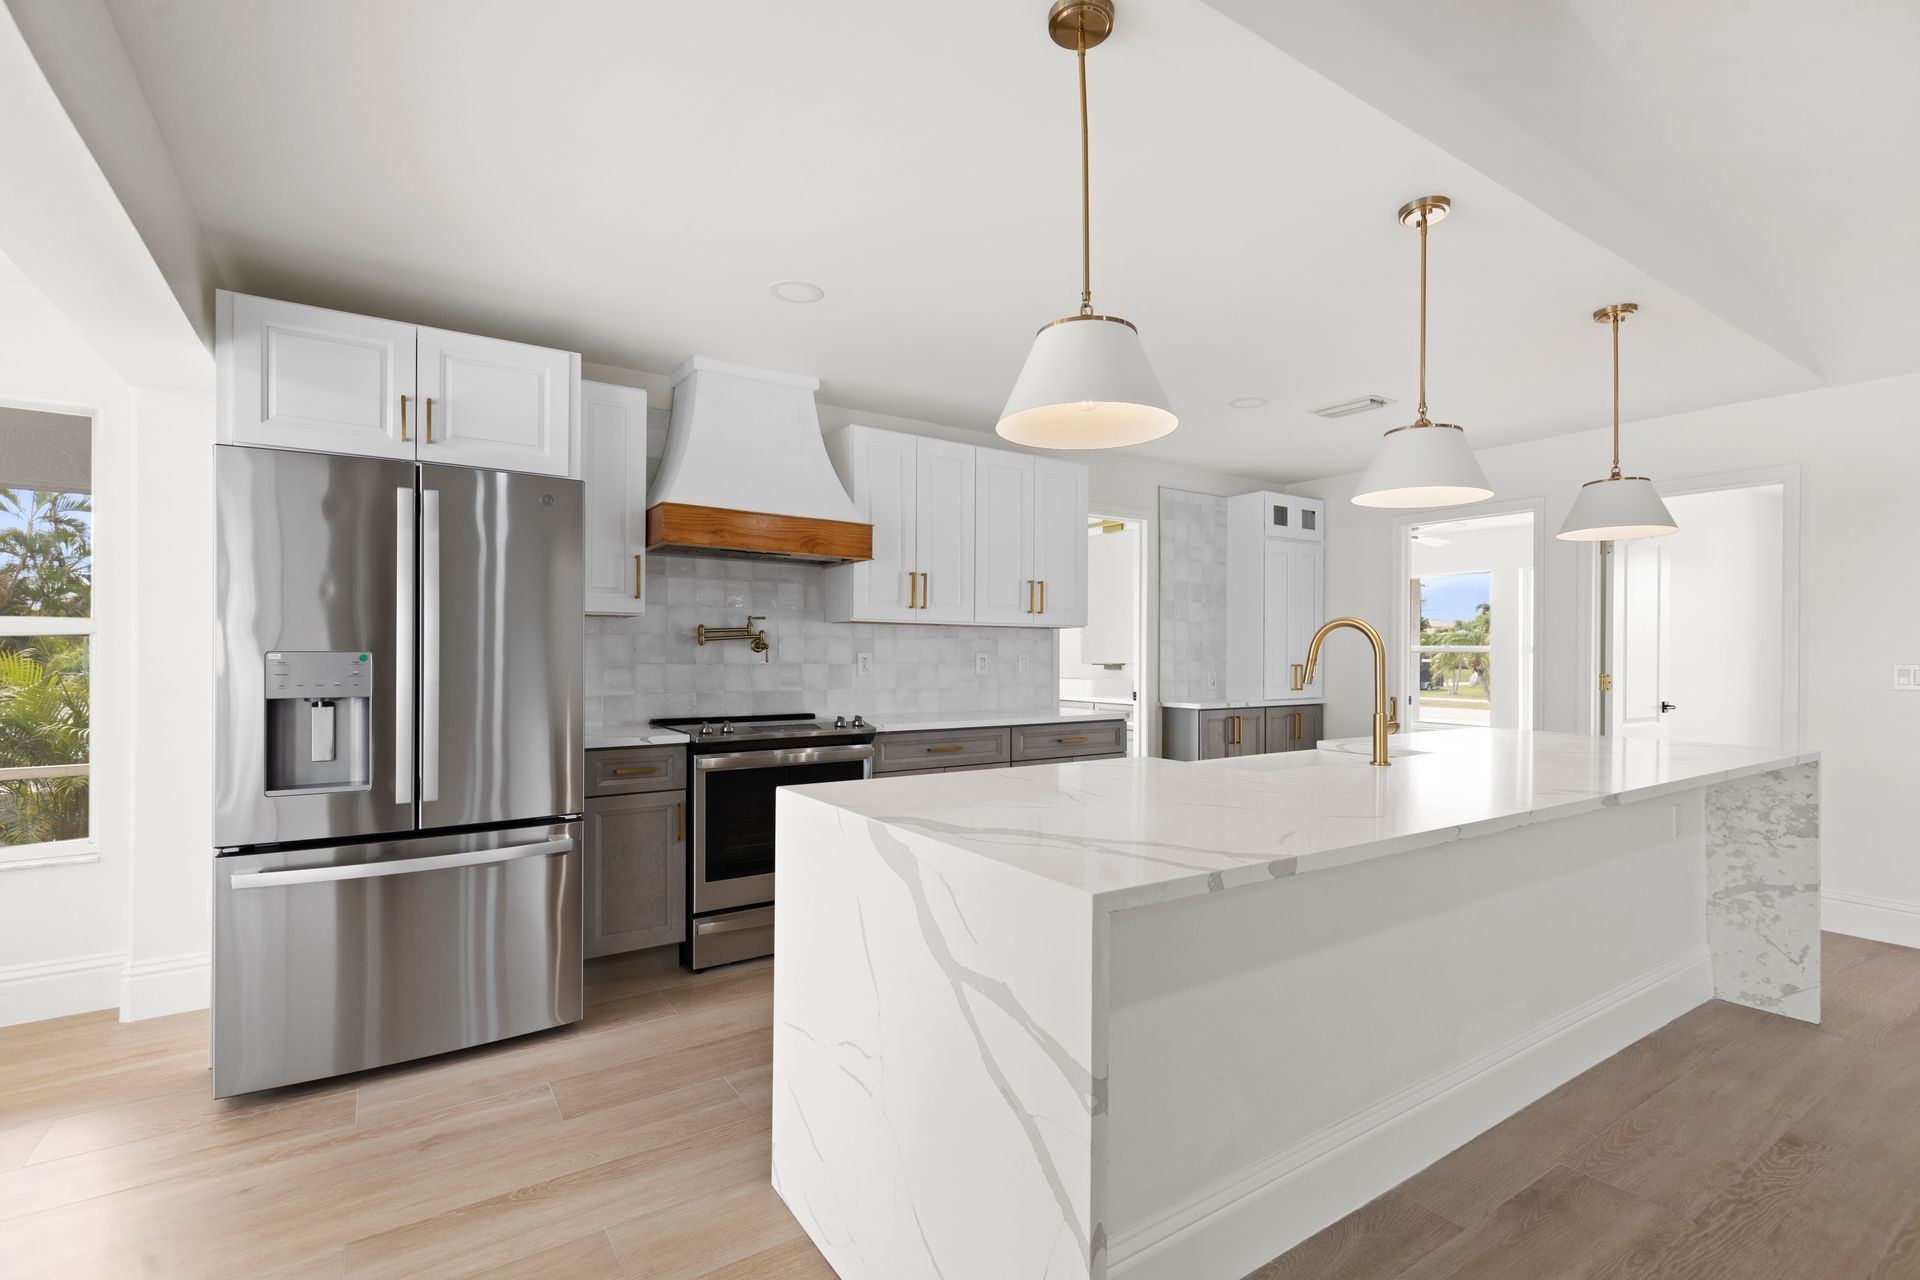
1557, 304, 1678, 541
996, 0, 1176, 450
1353, 196, 1493, 508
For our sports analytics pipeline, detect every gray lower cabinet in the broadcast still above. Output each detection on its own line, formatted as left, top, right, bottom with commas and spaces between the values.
872, 720, 1126, 776
583, 789, 686, 957
1265, 703, 1324, 753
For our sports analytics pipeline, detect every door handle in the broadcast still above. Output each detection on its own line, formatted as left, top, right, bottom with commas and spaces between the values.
1292, 711, 1302, 742
400, 394, 410, 443
1039, 579, 1046, 615
677, 802, 685, 842
1660, 701, 1678, 713
420, 487, 441, 804
920, 571, 929, 609
231, 836, 573, 889
425, 395, 434, 444
634, 554, 643, 599
394, 487, 416, 804
908, 571, 918, 610
925, 745, 966, 754
1027, 579, 1035, 614
1056, 736, 1090, 744
610, 767, 658, 777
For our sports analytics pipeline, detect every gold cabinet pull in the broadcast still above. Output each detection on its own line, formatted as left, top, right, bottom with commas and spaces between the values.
400, 394, 410, 442
611, 766, 658, 776
425, 396, 434, 444
1228, 714, 1240, 746
908, 572, 919, 610
1027, 579, 1035, 614
677, 802, 685, 842
1292, 711, 1303, 742
1039, 579, 1047, 614
634, 554, 643, 599
920, 571, 929, 608
925, 744, 965, 754
1056, 736, 1089, 744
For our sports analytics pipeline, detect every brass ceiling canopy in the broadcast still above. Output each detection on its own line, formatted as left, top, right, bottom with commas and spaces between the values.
1396, 194, 1451, 229
1047, 0, 1115, 50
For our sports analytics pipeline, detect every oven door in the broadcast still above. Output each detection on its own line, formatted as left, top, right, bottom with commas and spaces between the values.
691, 744, 873, 915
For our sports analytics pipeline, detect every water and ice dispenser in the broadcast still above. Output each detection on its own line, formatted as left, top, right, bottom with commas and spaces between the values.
264, 651, 373, 795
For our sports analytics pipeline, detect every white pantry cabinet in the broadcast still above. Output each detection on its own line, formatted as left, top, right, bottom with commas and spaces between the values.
973, 449, 1089, 627
824, 426, 975, 623
217, 291, 579, 478
580, 380, 651, 615
1226, 490, 1328, 702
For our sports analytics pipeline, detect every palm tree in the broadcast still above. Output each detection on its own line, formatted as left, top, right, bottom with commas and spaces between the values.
0, 489, 92, 843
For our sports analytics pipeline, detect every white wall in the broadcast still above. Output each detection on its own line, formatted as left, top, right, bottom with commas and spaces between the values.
1659, 486, 1784, 749
1298, 372, 1920, 944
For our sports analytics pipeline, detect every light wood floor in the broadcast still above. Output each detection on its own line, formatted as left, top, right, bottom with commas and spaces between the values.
4, 933, 1919, 1279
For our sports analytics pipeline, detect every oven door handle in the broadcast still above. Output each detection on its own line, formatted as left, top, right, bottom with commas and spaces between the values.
693, 744, 876, 771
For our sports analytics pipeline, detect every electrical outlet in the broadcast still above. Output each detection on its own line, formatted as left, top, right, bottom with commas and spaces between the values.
1017, 652, 1030, 675
856, 652, 873, 678
1895, 665, 1920, 691
975, 652, 990, 675
1204, 669, 1218, 691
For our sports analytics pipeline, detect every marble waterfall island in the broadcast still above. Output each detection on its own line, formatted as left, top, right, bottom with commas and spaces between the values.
771, 731, 1820, 1280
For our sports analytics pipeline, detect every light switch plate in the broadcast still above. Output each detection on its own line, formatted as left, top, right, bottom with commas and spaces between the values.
1017, 653, 1030, 675
856, 652, 873, 678
975, 653, 989, 675
1894, 664, 1920, 690
1205, 669, 1219, 690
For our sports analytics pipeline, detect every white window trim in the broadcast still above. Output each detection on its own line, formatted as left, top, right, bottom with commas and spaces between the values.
0, 587, 94, 870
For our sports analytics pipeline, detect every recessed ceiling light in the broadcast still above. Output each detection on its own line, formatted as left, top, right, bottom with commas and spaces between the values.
769, 280, 825, 304
1227, 396, 1268, 410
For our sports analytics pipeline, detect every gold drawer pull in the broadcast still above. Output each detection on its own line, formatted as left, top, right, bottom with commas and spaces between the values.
611, 766, 659, 776
1056, 736, 1090, 744
425, 395, 434, 444
634, 554, 643, 599
400, 394, 410, 442
925, 745, 965, 754
909, 572, 919, 610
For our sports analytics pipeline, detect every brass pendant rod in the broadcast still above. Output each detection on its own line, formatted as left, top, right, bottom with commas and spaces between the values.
1416, 211, 1429, 419
1077, 26, 1093, 316
1610, 310, 1623, 479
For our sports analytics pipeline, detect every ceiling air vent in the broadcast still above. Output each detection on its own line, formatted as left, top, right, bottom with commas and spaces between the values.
1311, 395, 1394, 419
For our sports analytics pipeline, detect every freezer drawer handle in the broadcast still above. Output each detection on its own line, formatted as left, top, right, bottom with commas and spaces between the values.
694, 906, 774, 936
229, 836, 573, 889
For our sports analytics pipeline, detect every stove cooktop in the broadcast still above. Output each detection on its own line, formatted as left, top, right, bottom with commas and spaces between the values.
649, 711, 876, 750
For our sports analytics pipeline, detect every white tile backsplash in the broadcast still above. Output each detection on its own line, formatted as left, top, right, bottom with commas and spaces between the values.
1157, 487, 1229, 703
585, 559, 1059, 726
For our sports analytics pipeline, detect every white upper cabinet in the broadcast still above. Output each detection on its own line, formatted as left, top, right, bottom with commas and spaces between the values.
416, 326, 575, 477
221, 292, 416, 460
1031, 457, 1089, 627
915, 438, 976, 623
825, 426, 920, 622
216, 291, 579, 477
975, 450, 1036, 625
580, 381, 651, 615
1226, 490, 1328, 702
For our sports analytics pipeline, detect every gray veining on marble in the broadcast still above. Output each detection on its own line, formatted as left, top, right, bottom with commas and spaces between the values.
1704, 761, 1821, 1022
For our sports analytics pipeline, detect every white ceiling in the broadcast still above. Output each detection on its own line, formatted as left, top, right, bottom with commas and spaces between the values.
94, 0, 1905, 482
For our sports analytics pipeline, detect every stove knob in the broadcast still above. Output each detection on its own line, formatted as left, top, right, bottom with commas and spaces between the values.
850, 715, 867, 729
720, 721, 735, 735
699, 721, 712, 736
834, 715, 848, 729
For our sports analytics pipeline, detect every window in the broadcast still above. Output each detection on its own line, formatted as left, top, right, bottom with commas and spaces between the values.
0, 409, 92, 857
1411, 570, 1491, 727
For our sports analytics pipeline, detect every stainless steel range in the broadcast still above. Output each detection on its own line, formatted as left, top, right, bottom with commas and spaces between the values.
651, 712, 875, 969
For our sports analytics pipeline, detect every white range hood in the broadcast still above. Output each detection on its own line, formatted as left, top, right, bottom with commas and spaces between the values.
645, 357, 873, 564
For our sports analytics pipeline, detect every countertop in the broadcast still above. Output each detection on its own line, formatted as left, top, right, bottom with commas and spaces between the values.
864, 707, 1129, 733
585, 727, 690, 749
1160, 697, 1323, 710
783, 729, 1817, 911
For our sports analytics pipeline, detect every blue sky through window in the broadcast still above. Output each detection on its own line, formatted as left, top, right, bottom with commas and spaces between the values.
1419, 572, 1490, 626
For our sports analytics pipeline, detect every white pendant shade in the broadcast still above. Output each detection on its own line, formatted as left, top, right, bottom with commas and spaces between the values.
1557, 475, 1678, 541
1351, 425, 1493, 509
996, 316, 1177, 449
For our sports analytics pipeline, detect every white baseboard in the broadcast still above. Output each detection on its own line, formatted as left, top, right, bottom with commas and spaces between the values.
1108, 947, 1714, 1280
1824, 891, 1920, 950
118, 951, 211, 1022
0, 950, 126, 1027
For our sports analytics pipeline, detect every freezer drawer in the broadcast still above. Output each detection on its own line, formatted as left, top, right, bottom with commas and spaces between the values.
212, 822, 582, 1097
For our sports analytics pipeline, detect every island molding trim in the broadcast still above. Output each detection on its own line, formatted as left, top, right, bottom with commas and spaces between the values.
1106, 945, 1713, 1278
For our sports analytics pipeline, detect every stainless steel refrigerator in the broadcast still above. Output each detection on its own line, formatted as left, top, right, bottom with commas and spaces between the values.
212, 445, 585, 1098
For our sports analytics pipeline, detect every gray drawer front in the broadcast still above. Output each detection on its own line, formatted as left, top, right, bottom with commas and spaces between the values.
1011, 719, 1126, 762
586, 745, 687, 796
873, 727, 1011, 773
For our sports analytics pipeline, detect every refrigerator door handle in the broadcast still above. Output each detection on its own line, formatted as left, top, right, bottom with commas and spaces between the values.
421, 486, 442, 804
229, 836, 573, 889
394, 486, 416, 804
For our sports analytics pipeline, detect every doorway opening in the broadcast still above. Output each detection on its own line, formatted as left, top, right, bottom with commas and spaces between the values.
1598, 475, 1795, 747
1059, 511, 1150, 755
1397, 506, 1540, 731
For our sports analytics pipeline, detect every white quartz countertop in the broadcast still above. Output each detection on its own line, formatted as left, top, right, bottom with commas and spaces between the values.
865, 707, 1129, 733
1160, 697, 1322, 709
783, 729, 1817, 911
585, 727, 690, 749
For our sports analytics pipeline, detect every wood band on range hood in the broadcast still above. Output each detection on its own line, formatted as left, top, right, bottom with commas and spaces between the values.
645, 503, 873, 564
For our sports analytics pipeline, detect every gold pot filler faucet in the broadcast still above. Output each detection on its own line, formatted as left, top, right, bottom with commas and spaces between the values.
1292, 617, 1401, 766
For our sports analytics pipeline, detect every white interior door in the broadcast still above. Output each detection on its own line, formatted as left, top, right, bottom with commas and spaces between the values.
416, 326, 573, 476
915, 438, 976, 622
974, 449, 1036, 625
1609, 538, 1672, 739
224, 293, 416, 459
580, 381, 649, 615
1031, 459, 1089, 626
